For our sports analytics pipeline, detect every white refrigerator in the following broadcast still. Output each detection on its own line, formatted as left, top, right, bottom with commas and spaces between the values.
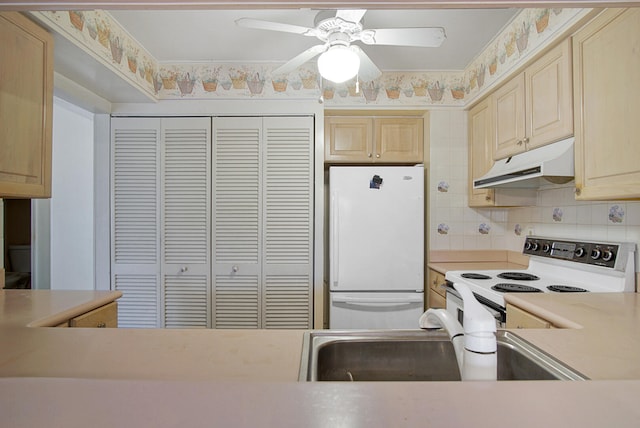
329, 165, 424, 329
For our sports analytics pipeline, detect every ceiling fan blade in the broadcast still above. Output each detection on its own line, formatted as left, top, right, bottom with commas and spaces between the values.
235, 18, 317, 37
351, 46, 382, 82
272, 44, 327, 76
361, 27, 446, 47
335, 9, 367, 24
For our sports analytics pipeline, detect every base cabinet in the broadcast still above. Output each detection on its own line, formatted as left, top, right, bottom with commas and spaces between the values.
57, 302, 118, 328
427, 269, 447, 309
506, 303, 553, 329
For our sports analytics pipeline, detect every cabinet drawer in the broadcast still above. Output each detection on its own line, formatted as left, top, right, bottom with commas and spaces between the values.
69, 302, 118, 328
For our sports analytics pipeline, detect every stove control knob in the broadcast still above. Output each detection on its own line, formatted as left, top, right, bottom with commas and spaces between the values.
524, 241, 533, 251
575, 248, 586, 258
591, 248, 602, 260
531, 242, 540, 251
542, 243, 551, 253
602, 250, 615, 262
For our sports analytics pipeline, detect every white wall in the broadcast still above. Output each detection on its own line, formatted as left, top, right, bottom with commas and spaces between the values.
47, 97, 95, 290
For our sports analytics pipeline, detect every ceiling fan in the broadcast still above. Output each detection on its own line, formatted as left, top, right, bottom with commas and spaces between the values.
236, 9, 446, 83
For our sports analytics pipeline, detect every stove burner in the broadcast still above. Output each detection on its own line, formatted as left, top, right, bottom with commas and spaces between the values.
497, 272, 540, 281
461, 273, 492, 280
491, 283, 543, 293
547, 285, 588, 293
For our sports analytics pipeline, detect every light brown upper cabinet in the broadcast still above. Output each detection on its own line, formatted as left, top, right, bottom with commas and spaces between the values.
573, 8, 640, 200
325, 116, 423, 164
0, 12, 53, 198
494, 39, 573, 161
468, 96, 536, 208
468, 97, 496, 207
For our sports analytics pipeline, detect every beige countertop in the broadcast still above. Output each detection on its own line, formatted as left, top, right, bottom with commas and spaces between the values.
3, 289, 640, 426
0, 289, 123, 327
428, 261, 528, 275
428, 249, 529, 274
505, 292, 640, 380
0, 327, 304, 381
2, 377, 640, 428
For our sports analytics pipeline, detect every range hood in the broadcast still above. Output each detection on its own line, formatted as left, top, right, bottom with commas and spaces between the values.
474, 137, 575, 189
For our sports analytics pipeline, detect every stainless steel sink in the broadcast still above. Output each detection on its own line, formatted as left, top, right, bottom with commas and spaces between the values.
299, 330, 587, 381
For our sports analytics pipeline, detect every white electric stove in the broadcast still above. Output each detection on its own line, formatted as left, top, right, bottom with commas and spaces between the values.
444, 236, 636, 327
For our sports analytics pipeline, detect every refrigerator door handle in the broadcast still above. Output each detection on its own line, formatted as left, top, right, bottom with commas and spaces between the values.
332, 295, 423, 306
330, 191, 339, 288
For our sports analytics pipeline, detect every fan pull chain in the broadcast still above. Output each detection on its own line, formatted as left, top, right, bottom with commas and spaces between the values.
356, 76, 359, 94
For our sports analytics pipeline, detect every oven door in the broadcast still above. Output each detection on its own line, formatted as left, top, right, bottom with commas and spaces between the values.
446, 289, 506, 329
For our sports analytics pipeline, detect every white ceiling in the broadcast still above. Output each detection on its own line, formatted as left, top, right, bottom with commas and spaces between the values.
109, 9, 519, 71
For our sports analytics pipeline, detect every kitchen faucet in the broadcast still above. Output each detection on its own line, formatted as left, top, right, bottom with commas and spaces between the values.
419, 282, 497, 381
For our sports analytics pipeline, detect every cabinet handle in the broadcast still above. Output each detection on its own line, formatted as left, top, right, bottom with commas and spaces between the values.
232, 265, 239, 273
485, 195, 492, 201
574, 187, 582, 196
97, 322, 106, 328
516, 139, 523, 146
367, 153, 372, 158
523, 137, 530, 144
180, 266, 188, 273
375, 154, 380, 158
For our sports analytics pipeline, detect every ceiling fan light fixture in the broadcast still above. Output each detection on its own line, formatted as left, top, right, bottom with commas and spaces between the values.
317, 45, 360, 83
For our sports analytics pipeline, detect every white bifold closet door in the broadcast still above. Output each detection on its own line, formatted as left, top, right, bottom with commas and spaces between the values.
112, 116, 312, 328
112, 117, 210, 328
161, 118, 211, 328
212, 116, 314, 329
111, 118, 162, 327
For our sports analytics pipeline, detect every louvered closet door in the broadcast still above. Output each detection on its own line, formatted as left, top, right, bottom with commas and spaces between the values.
262, 117, 314, 329
212, 117, 262, 328
161, 118, 211, 328
111, 118, 161, 328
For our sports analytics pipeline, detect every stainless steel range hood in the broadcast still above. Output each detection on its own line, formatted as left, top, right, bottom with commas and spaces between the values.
474, 137, 575, 189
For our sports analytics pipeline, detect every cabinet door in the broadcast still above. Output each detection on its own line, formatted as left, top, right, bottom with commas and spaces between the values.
573, 8, 640, 200
213, 117, 314, 329
111, 118, 161, 328
494, 73, 526, 160
374, 118, 424, 163
212, 117, 262, 328
262, 117, 313, 329
526, 39, 573, 149
506, 304, 551, 329
468, 97, 496, 207
69, 302, 118, 328
428, 269, 446, 309
325, 117, 373, 162
161, 118, 211, 328
0, 12, 53, 198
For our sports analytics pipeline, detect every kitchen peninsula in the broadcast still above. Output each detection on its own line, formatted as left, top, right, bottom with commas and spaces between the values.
2, 290, 640, 427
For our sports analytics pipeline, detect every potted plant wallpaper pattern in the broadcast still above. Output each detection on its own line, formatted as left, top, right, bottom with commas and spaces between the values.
34, 10, 159, 98
33, 8, 589, 106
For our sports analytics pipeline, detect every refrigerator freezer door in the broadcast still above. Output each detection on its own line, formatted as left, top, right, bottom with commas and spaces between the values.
330, 166, 424, 292
329, 292, 424, 329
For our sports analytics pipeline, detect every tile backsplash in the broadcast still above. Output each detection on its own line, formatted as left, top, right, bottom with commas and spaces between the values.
429, 110, 640, 270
